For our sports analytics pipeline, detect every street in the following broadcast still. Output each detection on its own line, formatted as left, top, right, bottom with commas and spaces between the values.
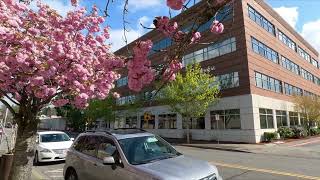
32, 139, 320, 180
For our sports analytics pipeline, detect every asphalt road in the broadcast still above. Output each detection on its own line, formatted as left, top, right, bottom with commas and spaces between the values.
32, 144, 320, 180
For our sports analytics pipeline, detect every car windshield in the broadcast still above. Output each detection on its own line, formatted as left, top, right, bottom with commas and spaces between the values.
118, 135, 181, 165
40, 133, 70, 143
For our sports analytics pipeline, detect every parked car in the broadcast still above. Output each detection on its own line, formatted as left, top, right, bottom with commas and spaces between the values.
63, 128, 222, 180
34, 131, 74, 165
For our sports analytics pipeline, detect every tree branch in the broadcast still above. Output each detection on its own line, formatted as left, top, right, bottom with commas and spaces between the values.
0, 98, 17, 117
0, 90, 20, 106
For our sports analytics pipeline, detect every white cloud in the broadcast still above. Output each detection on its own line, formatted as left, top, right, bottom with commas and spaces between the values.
108, 28, 141, 52
274, 6, 299, 29
126, 0, 162, 11
301, 19, 320, 56
29, 0, 75, 17
108, 16, 154, 52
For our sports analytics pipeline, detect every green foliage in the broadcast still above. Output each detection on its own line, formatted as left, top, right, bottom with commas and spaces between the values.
160, 63, 220, 119
55, 96, 116, 131
278, 127, 294, 139
310, 127, 320, 136
291, 126, 308, 138
263, 132, 277, 142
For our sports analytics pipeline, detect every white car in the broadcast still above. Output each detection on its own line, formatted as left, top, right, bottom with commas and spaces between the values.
34, 131, 74, 165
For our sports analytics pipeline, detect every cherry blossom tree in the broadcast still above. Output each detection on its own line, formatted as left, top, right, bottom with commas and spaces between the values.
0, 0, 232, 179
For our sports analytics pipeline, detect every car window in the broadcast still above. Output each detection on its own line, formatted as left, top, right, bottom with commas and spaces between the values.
96, 136, 117, 160
40, 133, 70, 142
74, 135, 98, 157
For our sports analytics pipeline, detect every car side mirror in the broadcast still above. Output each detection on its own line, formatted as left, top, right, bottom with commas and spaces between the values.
70, 138, 74, 141
103, 156, 115, 165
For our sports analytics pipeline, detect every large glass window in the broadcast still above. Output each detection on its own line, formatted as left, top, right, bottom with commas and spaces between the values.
248, 5, 275, 35
210, 109, 241, 129
278, 31, 296, 51
259, 108, 274, 129
255, 72, 282, 93
300, 68, 313, 82
183, 37, 236, 66
158, 114, 177, 129
298, 47, 311, 63
217, 72, 239, 89
251, 37, 279, 64
125, 116, 137, 128
97, 137, 117, 160
140, 115, 155, 129
276, 110, 287, 127
284, 83, 303, 96
289, 112, 299, 126
281, 56, 300, 75
311, 58, 319, 68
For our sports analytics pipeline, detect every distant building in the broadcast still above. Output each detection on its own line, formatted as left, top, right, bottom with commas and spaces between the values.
38, 115, 67, 131
114, 0, 320, 143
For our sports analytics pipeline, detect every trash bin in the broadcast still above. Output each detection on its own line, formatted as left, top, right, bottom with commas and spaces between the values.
0, 154, 14, 180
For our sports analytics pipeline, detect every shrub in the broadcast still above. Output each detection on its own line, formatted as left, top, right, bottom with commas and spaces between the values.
310, 128, 320, 136
278, 127, 294, 139
292, 126, 307, 138
264, 132, 278, 142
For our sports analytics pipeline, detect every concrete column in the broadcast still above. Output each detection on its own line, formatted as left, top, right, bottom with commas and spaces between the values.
137, 113, 142, 128
205, 111, 211, 130
272, 109, 277, 130
177, 114, 183, 129
286, 111, 290, 127
298, 113, 301, 126
155, 114, 159, 129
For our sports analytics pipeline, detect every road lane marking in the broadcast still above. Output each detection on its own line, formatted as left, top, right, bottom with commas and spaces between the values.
210, 161, 320, 180
289, 139, 320, 147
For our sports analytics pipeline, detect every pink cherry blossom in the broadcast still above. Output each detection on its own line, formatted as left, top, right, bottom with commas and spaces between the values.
52, 99, 69, 107
163, 60, 182, 81
191, 32, 201, 44
112, 92, 120, 99
154, 16, 179, 37
127, 40, 155, 92
211, 20, 224, 34
71, 0, 78, 6
167, 0, 186, 10
0, 1, 124, 109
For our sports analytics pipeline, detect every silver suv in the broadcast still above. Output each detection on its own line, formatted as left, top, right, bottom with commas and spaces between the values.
63, 129, 222, 180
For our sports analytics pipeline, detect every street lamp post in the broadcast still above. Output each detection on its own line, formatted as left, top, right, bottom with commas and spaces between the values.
215, 114, 220, 144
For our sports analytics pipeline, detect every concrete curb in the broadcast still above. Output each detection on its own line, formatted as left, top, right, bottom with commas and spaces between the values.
178, 144, 253, 153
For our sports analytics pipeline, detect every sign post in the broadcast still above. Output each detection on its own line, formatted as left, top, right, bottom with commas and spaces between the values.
215, 114, 220, 144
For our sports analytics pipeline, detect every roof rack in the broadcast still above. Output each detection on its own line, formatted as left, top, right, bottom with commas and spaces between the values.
85, 129, 113, 135
113, 128, 146, 132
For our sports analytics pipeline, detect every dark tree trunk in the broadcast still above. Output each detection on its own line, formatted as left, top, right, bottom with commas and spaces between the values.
9, 108, 38, 180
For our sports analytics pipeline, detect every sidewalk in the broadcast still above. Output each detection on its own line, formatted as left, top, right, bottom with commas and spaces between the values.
169, 138, 320, 160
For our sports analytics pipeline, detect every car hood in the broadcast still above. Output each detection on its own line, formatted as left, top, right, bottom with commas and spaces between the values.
134, 155, 218, 180
39, 141, 73, 150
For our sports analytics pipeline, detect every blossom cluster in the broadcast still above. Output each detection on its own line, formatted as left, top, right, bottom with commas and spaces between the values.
127, 40, 155, 92
0, 0, 124, 108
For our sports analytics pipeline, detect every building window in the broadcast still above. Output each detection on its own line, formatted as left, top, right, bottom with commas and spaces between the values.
297, 47, 311, 63
278, 31, 296, 51
251, 37, 279, 64
217, 72, 239, 89
300, 68, 314, 82
116, 76, 128, 87
300, 115, 307, 127
276, 110, 287, 127
140, 115, 155, 129
183, 37, 236, 66
255, 72, 282, 93
281, 56, 300, 75
311, 58, 319, 68
183, 117, 205, 129
259, 108, 274, 129
284, 83, 303, 96
149, 37, 172, 55
304, 90, 316, 97
248, 5, 275, 35
125, 116, 137, 128
210, 109, 241, 129
289, 112, 299, 126
116, 95, 136, 105
158, 114, 177, 129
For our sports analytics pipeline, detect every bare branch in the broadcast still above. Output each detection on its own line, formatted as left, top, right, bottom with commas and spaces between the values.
0, 98, 17, 117
0, 90, 20, 106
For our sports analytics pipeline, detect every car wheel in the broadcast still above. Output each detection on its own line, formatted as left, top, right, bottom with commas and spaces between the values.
65, 168, 78, 180
33, 152, 39, 166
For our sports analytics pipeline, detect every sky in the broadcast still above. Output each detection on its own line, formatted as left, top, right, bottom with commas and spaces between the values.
29, 0, 320, 56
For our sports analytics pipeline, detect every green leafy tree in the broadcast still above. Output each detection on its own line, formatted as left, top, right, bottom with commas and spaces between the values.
160, 64, 220, 143
294, 95, 320, 134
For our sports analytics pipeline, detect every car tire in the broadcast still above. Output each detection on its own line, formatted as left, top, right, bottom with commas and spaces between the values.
33, 152, 40, 166
65, 168, 78, 180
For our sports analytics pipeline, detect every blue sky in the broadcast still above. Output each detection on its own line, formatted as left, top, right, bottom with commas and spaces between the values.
31, 0, 320, 55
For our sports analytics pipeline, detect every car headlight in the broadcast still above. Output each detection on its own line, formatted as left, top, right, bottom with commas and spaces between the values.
40, 148, 51, 153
